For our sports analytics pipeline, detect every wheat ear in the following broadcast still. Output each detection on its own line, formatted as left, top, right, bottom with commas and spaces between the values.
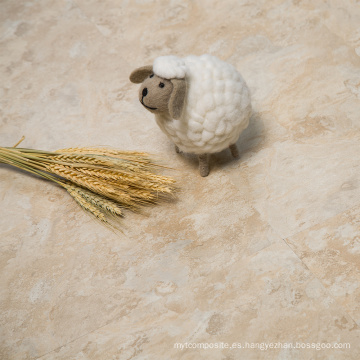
63, 183, 123, 217
64, 184, 107, 223
47, 164, 137, 207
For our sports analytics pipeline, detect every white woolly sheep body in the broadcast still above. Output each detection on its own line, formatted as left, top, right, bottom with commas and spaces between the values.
153, 54, 251, 154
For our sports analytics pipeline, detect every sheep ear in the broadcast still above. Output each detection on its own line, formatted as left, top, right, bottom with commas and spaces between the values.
169, 78, 187, 120
129, 65, 153, 84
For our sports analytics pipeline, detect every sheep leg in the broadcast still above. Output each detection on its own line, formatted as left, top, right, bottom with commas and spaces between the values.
198, 154, 209, 177
229, 144, 239, 158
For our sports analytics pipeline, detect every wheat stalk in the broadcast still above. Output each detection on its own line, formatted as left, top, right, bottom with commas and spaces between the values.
0, 141, 177, 228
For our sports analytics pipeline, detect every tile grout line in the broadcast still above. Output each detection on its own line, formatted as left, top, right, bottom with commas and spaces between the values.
34, 319, 114, 360
279, 197, 360, 241
265, 212, 360, 328
244, 182, 360, 328
278, 202, 360, 328
72, 0, 110, 39
282, 234, 360, 328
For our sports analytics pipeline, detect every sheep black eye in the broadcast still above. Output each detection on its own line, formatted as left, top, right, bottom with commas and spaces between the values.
149, 74, 154, 78
159, 82, 165, 88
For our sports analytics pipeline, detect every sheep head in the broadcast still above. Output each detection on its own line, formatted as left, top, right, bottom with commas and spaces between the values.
130, 66, 187, 120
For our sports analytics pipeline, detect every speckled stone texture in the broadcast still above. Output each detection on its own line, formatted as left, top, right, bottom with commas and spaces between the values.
1, 1, 360, 359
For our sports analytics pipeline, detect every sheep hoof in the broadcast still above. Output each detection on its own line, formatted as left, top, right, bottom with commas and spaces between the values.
229, 144, 239, 159
175, 145, 182, 154
198, 154, 209, 177
199, 166, 210, 177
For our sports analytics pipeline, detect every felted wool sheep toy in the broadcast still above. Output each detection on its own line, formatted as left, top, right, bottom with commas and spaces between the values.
130, 54, 252, 177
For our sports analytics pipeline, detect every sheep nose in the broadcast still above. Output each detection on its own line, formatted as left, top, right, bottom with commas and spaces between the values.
142, 88, 148, 97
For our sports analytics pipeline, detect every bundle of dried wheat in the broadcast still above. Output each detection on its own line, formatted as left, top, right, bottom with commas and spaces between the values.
0, 140, 176, 228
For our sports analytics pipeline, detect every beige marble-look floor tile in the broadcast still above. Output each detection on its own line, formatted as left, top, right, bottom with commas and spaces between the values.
0, 170, 63, 249
38, 241, 360, 360
0, 171, 273, 359
0, 0, 104, 149
286, 204, 360, 326
2, 0, 360, 359
227, 137, 360, 239
2, 170, 359, 359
